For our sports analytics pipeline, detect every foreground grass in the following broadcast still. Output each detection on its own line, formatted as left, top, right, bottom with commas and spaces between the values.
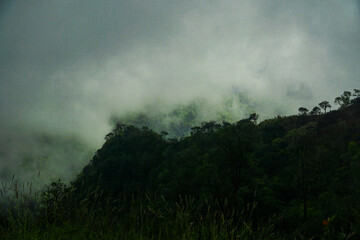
0, 180, 354, 239
2, 221, 277, 240
1, 201, 281, 240
0, 201, 339, 240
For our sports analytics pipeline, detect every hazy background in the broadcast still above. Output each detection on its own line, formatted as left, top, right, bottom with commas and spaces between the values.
0, 0, 359, 186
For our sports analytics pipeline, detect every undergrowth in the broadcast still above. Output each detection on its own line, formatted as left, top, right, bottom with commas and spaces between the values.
0, 178, 355, 240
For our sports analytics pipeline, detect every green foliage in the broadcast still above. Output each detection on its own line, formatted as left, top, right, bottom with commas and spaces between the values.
40, 180, 69, 222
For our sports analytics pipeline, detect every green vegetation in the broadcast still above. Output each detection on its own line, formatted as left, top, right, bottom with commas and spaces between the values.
1, 90, 360, 239
111, 91, 255, 137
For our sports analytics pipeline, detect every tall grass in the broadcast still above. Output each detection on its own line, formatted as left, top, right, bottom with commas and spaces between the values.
0, 179, 356, 239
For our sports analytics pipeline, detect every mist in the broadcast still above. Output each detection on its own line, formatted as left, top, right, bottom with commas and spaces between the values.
0, 0, 359, 185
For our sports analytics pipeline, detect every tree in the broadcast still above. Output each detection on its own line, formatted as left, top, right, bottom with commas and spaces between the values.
319, 101, 331, 113
201, 121, 221, 134
248, 113, 259, 124
352, 89, 360, 104
334, 97, 342, 107
285, 122, 317, 234
298, 107, 309, 115
309, 106, 321, 115
334, 91, 352, 108
190, 126, 202, 135
353, 89, 360, 98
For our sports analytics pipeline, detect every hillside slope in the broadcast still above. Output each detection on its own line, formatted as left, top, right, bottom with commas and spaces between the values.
69, 101, 360, 236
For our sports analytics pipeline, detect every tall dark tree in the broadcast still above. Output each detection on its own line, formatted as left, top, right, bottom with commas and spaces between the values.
298, 107, 309, 115
248, 113, 259, 124
285, 122, 317, 236
319, 101, 331, 113
334, 91, 352, 108
353, 89, 360, 98
352, 89, 360, 104
309, 106, 321, 115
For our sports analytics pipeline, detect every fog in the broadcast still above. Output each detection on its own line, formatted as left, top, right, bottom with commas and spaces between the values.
0, 0, 359, 185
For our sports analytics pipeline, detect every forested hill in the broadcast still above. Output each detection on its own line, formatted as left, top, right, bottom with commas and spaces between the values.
66, 98, 360, 236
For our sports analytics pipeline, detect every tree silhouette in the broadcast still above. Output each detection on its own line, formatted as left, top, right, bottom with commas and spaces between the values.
201, 121, 221, 134
309, 106, 321, 115
334, 91, 352, 108
352, 89, 360, 104
298, 107, 309, 115
319, 101, 331, 113
353, 89, 360, 99
248, 113, 259, 124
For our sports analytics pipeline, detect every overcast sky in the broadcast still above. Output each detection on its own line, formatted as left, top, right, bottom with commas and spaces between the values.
1, 0, 359, 148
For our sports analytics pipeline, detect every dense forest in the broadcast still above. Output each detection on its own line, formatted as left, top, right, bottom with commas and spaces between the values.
1, 90, 360, 239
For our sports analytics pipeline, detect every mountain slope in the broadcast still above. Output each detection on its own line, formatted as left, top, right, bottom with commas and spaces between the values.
69, 100, 360, 236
